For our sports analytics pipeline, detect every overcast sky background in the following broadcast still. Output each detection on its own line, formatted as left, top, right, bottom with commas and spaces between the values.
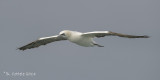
0, 0, 160, 80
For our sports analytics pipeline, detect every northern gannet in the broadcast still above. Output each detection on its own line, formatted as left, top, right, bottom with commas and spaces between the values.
18, 30, 149, 50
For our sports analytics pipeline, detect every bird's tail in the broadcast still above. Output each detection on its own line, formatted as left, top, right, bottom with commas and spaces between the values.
93, 43, 104, 47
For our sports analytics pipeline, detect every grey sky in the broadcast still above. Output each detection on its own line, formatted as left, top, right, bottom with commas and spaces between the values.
0, 0, 160, 80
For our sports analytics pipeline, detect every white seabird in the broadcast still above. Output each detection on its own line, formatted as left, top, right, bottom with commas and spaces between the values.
18, 30, 149, 50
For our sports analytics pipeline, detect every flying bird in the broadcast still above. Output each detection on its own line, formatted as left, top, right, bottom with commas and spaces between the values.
18, 30, 149, 50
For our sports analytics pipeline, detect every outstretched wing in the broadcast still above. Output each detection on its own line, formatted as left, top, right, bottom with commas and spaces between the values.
18, 35, 67, 50
82, 31, 149, 38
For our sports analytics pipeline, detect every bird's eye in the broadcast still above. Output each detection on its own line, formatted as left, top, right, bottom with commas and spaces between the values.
61, 33, 65, 36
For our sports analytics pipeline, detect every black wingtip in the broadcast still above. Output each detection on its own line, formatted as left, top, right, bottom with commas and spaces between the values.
17, 47, 26, 51
143, 35, 150, 38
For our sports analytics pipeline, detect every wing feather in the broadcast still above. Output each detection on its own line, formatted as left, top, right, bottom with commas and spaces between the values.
18, 35, 67, 50
82, 31, 149, 38
82, 31, 110, 38
108, 31, 149, 38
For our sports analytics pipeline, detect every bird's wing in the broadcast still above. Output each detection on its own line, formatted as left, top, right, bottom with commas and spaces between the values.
82, 31, 149, 38
18, 35, 67, 50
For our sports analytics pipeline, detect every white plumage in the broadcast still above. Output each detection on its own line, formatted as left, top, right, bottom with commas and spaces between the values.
18, 30, 149, 50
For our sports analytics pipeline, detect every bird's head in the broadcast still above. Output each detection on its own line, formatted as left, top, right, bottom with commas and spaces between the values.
59, 30, 71, 38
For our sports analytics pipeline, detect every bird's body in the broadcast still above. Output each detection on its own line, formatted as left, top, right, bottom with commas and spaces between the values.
18, 30, 149, 50
61, 30, 95, 47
